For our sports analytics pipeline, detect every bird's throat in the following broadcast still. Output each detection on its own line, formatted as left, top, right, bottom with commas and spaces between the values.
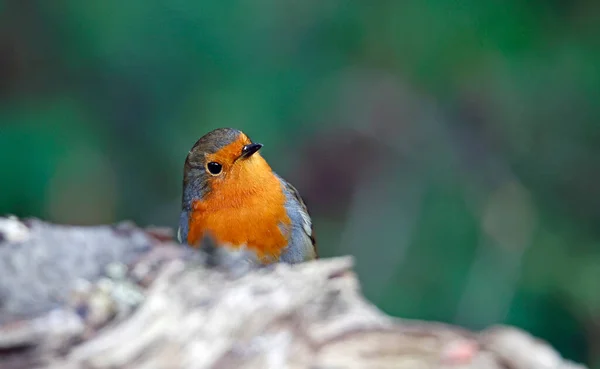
186, 159, 291, 263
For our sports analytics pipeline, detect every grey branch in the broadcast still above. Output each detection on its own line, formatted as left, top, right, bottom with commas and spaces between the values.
0, 217, 587, 369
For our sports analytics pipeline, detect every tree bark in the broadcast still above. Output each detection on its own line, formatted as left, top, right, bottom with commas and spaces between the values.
0, 217, 587, 369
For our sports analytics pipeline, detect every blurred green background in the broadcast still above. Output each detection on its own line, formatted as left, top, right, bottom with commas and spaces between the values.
1, 1, 599, 366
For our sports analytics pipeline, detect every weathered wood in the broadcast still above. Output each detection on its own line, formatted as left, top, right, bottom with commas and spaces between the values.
0, 217, 587, 369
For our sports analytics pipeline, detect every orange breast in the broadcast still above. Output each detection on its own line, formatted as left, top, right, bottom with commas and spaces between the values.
186, 156, 291, 263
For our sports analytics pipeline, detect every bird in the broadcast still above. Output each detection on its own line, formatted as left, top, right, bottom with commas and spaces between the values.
177, 128, 317, 265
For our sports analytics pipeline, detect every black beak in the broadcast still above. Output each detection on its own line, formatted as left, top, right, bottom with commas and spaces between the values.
240, 143, 263, 158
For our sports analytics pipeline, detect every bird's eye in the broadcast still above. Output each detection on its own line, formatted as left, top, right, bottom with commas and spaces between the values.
206, 162, 223, 175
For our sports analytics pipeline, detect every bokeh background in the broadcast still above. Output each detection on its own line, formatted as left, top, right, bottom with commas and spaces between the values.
1, 1, 599, 366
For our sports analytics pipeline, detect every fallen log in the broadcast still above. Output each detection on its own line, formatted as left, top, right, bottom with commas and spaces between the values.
0, 217, 586, 369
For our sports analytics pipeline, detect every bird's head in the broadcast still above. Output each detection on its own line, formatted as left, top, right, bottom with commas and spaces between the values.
182, 128, 270, 208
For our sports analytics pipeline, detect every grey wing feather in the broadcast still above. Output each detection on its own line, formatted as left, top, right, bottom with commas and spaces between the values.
280, 178, 317, 258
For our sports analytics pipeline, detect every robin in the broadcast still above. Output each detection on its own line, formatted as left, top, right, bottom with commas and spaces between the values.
177, 128, 317, 264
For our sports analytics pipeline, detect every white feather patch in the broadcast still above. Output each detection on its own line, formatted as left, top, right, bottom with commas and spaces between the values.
299, 208, 312, 237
